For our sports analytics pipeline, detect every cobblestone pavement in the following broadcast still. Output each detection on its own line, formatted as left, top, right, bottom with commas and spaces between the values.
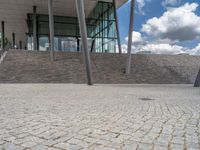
0, 84, 199, 150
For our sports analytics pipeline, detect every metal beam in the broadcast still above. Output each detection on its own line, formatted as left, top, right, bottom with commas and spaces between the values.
113, 0, 122, 54
1, 21, 5, 50
75, 0, 93, 85
48, 0, 55, 61
125, 0, 135, 75
33, 6, 37, 50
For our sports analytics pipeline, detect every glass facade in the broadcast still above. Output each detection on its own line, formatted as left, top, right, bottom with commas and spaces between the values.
26, 1, 117, 53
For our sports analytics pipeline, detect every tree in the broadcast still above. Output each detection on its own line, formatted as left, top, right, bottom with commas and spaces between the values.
0, 37, 12, 49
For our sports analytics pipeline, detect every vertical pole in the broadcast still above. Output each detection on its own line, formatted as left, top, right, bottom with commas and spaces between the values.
48, 0, 55, 61
1, 21, 5, 50
77, 38, 80, 52
33, 6, 37, 50
194, 69, 200, 87
12, 33, 15, 49
19, 40, 22, 49
126, 0, 135, 75
75, 0, 93, 85
113, 0, 122, 54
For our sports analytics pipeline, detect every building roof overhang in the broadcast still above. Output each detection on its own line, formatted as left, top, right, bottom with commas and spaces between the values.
0, 0, 128, 47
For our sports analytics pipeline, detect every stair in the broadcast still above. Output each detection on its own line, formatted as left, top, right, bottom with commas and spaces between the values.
0, 50, 200, 84
194, 70, 200, 87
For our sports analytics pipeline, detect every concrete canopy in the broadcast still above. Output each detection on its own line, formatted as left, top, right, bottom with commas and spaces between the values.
0, 0, 127, 49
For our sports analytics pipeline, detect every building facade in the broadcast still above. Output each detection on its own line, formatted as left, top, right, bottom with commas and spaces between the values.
0, 0, 127, 53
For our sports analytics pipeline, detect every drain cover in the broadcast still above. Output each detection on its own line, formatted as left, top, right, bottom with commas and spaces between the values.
139, 98, 155, 101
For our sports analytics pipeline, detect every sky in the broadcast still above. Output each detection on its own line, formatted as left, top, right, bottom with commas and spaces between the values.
117, 0, 200, 55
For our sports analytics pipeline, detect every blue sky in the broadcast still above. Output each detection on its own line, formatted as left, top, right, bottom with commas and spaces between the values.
117, 0, 200, 55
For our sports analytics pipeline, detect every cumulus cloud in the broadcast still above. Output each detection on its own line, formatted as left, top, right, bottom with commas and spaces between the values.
136, 43, 186, 54
121, 31, 200, 55
125, 31, 146, 45
120, 3, 200, 55
128, 0, 151, 15
121, 44, 128, 53
162, 0, 182, 8
188, 43, 200, 55
121, 42, 188, 55
137, 0, 145, 14
141, 3, 200, 42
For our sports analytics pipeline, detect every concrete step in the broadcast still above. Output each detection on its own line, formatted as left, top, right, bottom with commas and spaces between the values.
194, 69, 200, 87
0, 50, 200, 84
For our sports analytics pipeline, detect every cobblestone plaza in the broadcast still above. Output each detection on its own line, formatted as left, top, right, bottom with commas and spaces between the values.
0, 84, 199, 150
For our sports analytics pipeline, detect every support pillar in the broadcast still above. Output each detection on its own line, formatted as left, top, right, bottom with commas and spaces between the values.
48, 0, 55, 61
77, 38, 80, 52
113, 0, 122, 54
19, 41, 22, 49
12, 33, 15, 49
1, 21, 5, 50
33, 6, 38, 50
75, 0, 93, 85
125, 0, 135, 75
194, 69, 200, 87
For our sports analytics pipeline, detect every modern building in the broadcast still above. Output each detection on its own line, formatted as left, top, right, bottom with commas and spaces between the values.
0, 0, 138, 85
0, 0, 128, 53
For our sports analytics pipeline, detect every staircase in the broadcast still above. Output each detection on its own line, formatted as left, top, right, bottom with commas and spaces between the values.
0, 50, 200, 84
194, 70, 200, 87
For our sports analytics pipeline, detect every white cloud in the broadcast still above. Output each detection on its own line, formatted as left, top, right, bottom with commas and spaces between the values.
121, 3, 200, 55
122, 31, 200, 55
121, 44, 128, 53
162, 0, 181, 8
137, 0, 145, 14
141, 3, 200, 41
188, 43, 200, 55
125, 31, 146, 45
137, 43, 186, 54
121, 41, 188, 55
128, 0, 151, 15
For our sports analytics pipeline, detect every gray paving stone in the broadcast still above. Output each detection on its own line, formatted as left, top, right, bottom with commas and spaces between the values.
0, 84, 199, 150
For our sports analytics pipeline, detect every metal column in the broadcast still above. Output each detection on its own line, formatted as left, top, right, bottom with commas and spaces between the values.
33, 6, 37, 50
1, 21, 5, 50
113, 0, 122, 54
19, 40, 22, 49
126, 0, 135, 75
77, 38, 80, 52
75, 0, 93, 85
12, 33, 15, 49
48, 0, 55, 61
194, 69, 200, 87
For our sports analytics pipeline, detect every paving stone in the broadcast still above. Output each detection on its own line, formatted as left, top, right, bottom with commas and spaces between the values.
0, 84, 199, 149
54, 142, 71, 149
21, 141, 37, 148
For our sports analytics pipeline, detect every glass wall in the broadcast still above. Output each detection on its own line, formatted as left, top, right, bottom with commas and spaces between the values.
27, 1, 117, 53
